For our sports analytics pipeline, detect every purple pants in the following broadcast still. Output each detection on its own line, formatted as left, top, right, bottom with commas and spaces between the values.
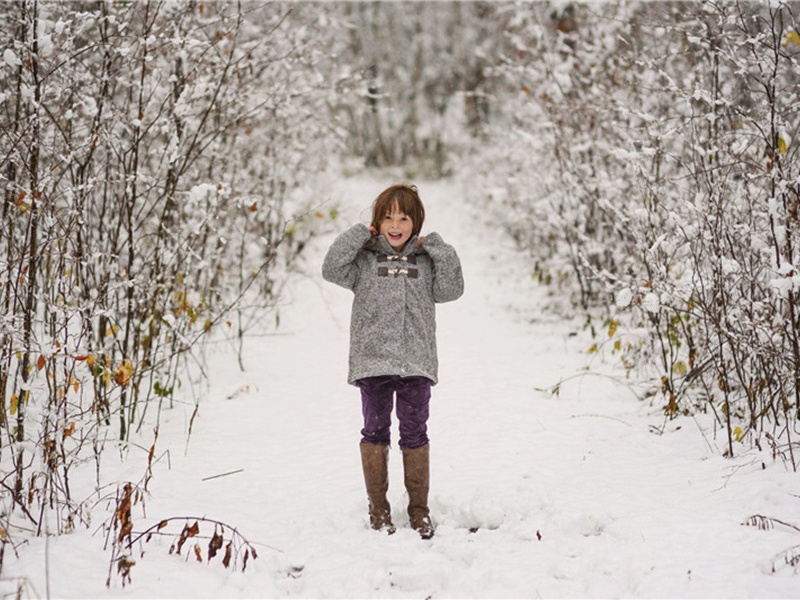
358, 375, 431, 449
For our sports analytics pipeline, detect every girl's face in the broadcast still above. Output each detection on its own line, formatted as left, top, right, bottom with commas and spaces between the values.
379, 204, 414, 251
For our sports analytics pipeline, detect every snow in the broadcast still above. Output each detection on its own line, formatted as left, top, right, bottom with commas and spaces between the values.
3, 173, 799, 598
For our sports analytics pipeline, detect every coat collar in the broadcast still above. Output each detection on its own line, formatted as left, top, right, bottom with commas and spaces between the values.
370, 234, 421, 257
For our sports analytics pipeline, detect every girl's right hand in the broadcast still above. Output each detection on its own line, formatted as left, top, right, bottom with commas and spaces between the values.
368, 226, 378, 237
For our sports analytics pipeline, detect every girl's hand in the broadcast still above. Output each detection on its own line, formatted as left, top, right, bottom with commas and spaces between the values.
417, 236, 425, 247
369, 226, 378, 237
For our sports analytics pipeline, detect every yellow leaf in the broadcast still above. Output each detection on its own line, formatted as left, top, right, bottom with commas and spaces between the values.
778, 136, 788, 155
733, 426, 744, 442
588, 343, 598, 354
10, 394, 18, 415
608, 319, 618, 338
783, 30, 800, 47
106, 324, 119, 336
87, 354, 95, 368
672, 360, 687, 376
114, 360, 135, 387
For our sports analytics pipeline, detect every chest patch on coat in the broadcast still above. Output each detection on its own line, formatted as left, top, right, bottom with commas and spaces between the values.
377, 254, 419, 278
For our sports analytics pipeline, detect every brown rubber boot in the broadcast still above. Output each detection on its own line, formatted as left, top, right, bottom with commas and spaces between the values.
359, 442, 395, 533
402, 443, 434, 539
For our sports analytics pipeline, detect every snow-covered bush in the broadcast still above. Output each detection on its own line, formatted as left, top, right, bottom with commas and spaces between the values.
329, 1, 506, 177
469, 0, 800, 465
0, 0, 340, 548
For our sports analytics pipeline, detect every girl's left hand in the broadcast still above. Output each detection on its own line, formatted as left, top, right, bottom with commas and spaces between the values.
417, 236, 425, 247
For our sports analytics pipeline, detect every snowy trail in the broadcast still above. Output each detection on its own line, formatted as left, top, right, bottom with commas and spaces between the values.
7, 174, 800, 598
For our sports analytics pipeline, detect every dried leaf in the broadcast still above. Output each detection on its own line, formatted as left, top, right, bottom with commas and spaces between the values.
194, 544, 203, 563
118, 521, 133, 543
116, 484, 133, 543
743, 515, 774, 531
222, 542, 232, 568
37, 355, 46, 371
783, 30, 800, 47
187, 521, 200, 538
243, 548, 250, 572
176, 526, 189, 554
63, 422, 76, 439
114, 360, 135, 387
208, 530, 224, 560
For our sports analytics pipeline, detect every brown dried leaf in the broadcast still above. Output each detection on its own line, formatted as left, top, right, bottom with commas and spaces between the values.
118, 521, 133, 543
222, 542, 232, 568
194, 544, 203, 563
187, 521, 200, 538
176, 526, 189, 555
62, 422, 75, 440
208, 530, 224, 560
114, 359, 135, 386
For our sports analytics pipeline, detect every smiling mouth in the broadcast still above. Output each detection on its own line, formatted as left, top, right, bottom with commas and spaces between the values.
388, 233, 402, 240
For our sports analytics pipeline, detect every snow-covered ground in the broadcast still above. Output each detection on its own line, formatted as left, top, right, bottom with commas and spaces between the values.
3, 173, 799, 598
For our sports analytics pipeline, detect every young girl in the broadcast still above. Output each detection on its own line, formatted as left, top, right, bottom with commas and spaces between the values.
322, 184, 463, 539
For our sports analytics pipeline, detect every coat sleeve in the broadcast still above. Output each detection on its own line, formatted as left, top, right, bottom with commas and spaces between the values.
421, 232, 464, 303
322, 223, 372, 291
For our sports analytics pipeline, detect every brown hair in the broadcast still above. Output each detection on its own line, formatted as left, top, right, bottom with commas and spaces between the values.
370, 184, 425, 237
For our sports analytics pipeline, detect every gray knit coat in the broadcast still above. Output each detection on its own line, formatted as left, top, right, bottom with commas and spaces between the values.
322, 224, 464, 385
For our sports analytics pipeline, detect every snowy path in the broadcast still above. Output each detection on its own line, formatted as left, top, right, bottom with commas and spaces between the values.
7, 174, 799, 598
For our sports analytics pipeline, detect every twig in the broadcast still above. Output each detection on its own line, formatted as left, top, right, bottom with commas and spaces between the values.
570, 413, 632, 426
535, 371, 643, 401
745, 514, 800, 534
0, 480, 39, 525
202, 469, 244, 481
